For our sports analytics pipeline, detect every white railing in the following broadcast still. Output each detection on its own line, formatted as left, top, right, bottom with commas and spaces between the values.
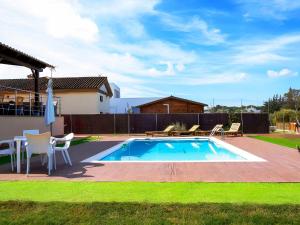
0, 85, 61, 116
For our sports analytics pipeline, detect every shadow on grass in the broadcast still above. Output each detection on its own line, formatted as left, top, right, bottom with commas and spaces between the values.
0, 201, 299, 225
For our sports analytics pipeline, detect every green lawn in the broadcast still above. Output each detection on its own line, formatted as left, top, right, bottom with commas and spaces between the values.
250, 135, 300, 149
1, 201, 299, 225
0, 181, 300, 204
0, 181, 300, 224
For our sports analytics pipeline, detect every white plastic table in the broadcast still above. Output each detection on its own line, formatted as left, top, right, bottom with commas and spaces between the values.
14, 136, 26, 173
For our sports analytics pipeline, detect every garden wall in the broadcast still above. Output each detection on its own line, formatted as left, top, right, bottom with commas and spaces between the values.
0, 116, 64, 139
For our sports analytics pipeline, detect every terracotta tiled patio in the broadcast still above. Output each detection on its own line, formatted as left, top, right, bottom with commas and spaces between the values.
1, 135, 300, 182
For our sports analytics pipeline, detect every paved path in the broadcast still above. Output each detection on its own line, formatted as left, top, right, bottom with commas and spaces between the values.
1, 135, 300, 182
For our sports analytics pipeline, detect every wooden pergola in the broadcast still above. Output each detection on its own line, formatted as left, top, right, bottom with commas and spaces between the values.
0, 42, 54, 110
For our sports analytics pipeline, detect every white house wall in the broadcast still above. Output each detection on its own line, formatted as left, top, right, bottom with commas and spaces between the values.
98, 92, 110, 113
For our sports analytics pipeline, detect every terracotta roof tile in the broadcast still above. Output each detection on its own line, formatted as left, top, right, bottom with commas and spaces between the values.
0, 76, 112, 96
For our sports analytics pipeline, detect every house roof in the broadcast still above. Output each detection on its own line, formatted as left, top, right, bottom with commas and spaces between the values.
0, 42, 54, 70
135, 95, 208, 107
0, 76, 113, 96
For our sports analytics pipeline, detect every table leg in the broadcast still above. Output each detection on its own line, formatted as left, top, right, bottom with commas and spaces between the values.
16, 140, 21, 173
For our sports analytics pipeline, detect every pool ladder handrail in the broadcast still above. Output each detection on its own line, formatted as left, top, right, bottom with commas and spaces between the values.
209, 127, 225, 139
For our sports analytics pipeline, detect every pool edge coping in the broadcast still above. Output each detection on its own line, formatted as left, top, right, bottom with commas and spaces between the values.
81, 136, 266, 163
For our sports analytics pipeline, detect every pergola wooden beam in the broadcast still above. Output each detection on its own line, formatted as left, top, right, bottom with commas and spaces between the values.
0, 42, 54, 114
0, 53, 44, 72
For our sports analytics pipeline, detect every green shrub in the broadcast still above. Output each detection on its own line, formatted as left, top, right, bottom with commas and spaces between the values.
271, 109, 300, 124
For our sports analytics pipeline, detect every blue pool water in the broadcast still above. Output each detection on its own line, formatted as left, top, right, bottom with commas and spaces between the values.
100, 138, 245, 161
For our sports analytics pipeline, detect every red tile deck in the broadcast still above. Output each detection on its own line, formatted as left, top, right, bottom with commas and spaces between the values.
1, 135, 300, 182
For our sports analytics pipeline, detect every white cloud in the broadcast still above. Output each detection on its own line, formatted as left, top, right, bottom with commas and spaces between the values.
160, 14, 226, 45
176, 63, 185, 72
121, 84, 169, 97
0, 0, 99, 43
0, 0, 204, 98
233, 34, 300, 65
234, 53, 288, 65
267, 68, 298, 78
177, 73, 247, 86
147, 61, 187, 77
87, 0, 160, 18
237, 0, 300, 20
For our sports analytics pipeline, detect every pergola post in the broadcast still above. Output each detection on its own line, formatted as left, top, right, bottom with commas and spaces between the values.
0, 42, 54, 116
33, 70, 40, 115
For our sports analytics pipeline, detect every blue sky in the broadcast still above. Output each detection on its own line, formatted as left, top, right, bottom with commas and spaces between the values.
0, 0, 299, 106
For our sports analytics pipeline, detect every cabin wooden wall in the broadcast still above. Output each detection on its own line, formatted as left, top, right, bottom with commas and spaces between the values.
139, 99, 204, 113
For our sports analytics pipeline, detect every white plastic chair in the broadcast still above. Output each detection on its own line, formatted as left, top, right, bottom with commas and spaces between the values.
0, 140, 15, 171
25, 132, 55, 175
22, 130, 39, 162
53, 133, 74, 167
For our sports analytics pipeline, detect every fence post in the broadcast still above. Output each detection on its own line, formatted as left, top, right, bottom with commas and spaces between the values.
29, 93, 32, 116
15, 90, 17, 116
241, 112, 244, 134
155, 113, 158, 130
283, 112, 285, 133
128, 113, 130, 135
114, 114, 116, 134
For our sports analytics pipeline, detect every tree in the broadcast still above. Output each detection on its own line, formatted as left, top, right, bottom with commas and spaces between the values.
262, 94, 284, 113
283, 88, 300, 110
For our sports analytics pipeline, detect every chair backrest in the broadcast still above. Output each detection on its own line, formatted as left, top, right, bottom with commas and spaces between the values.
189, 125, 200, 132
163, 125, 175, 132
16, 96, 24, 105
228, 123, 241, 132
63, 133, 74, 148
25, 132, 51, 154
0, 140, 14, 150
23, 130, 39, 136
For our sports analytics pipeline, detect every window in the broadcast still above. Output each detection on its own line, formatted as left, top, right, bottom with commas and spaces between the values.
100, 95, 103, 102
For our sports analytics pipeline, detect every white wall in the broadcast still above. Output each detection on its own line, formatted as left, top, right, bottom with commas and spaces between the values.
98, 93, 110, 113
58, 92, 110, 114
0, 116, 64, 139
109, 97, 160, 113
58, 92, 99, 114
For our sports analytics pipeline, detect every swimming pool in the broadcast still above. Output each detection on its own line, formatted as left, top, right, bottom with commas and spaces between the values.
82, 137, 265, 163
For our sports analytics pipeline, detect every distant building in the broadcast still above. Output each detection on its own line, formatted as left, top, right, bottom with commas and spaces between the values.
245, 106, 261, 113
109, 83, 120, 98
135, 96, 207, 114
110, 97, 160, 113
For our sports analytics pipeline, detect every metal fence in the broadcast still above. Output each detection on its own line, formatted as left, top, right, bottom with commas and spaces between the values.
63, 113, 269, 134
0, 85, 61, 116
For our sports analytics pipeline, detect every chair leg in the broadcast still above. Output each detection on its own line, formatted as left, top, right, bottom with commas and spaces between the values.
48, 153, 52, 175
53, 151, 57, 170
61, 151, 67, 164
10, 154, 14, 172
64, 150, 72, 166
26, 156, 30, 175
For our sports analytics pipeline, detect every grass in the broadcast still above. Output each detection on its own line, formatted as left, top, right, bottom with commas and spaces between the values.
0, 202, 299, 225
68, 136, 100, 146
0, 181, 300, 204
250, 135, 300, 149
0, 181, 300, 224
